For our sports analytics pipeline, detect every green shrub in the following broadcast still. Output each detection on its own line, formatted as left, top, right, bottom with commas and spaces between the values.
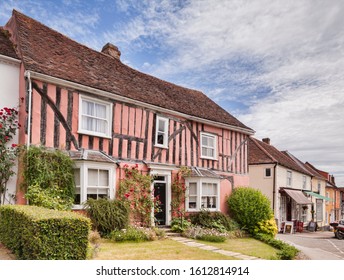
253, 218, 278, 237
197, 234, 226, 243
170, 217, 191, 233
189, 210, 238, 232
22, 146, 75, 210
253, 233, 299, 260
227, 187, 273, 234
24, 183, 73, 211
0, 205, 91, 260
84, 198, 129, 236
109, 226, 159, 242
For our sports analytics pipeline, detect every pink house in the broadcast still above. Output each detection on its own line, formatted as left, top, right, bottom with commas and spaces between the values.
1, 10, 254, 225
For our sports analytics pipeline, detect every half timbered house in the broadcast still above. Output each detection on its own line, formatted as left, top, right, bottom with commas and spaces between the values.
1, 10, 254, 225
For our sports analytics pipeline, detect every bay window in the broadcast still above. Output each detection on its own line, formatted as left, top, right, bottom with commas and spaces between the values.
73, 161, 115, 208
186, 178, 220, 211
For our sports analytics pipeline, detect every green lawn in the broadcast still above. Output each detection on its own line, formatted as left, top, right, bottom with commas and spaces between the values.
91, 237, 278, 260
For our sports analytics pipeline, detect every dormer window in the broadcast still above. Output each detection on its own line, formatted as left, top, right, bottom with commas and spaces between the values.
200, 132, 217, 160
155, 116, 169, 148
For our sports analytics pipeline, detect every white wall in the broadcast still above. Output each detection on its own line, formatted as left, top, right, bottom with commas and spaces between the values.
248, 164, 275, 207
0, 56, 20, 204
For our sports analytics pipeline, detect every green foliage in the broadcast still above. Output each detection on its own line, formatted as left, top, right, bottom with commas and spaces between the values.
109, 226, 161, 242
117, 164, 160, 227
189, 210, 239, 232
0, 205, 91, 260
253, 233, 299, 260
24, 183, 73, 211
170, 217, 192, 233
84, 198, 129, 236
227, 187, 273, 234
22, 146, 75, 210
171, 166, 191, 219
253, 218, 278, 237
0, 106, 20, 205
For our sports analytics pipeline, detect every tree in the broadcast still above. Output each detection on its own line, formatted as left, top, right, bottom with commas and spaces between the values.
0, 107, 20, 205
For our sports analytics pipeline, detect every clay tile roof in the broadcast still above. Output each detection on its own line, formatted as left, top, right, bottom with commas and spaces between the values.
6, 10, 253, 133
0, 27, 19, 59
248, 137, 311, 174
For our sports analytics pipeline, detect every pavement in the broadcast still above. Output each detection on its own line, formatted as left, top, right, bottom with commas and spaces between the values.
276, 230, 343, 260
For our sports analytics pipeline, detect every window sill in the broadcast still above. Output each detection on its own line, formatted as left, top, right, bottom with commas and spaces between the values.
78, 130, 112, 139
200, 156, 218, 161
154, 144, 168, 149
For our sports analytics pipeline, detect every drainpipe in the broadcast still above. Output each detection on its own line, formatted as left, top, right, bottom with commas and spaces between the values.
272, 163, 277, 212
25, 71, 32, 149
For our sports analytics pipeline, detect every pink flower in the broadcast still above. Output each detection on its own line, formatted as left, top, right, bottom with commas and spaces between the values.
11, 144, 17, 148
124, 193, 130, 198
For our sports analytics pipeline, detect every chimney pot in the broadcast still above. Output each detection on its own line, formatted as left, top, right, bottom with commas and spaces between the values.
262, 138, 270, 145
101, 43, 121, 60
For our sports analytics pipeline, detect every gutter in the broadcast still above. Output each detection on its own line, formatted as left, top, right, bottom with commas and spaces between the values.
27, 71, 255, 136
25, 70, 32, 149
273, 163, 277, 214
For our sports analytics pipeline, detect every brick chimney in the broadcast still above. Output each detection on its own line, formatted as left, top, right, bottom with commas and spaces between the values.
262, 138, 270, 145
101, 43, 121, 60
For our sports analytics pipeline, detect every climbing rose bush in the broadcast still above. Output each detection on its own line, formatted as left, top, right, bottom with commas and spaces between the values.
0, 107, 20, 204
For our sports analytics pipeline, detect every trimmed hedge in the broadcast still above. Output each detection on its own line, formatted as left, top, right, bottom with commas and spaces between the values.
0, 205, 91, 260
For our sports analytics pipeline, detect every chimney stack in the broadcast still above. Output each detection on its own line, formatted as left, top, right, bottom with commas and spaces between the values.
262, 138, 270, 145
101, 43, 121, 60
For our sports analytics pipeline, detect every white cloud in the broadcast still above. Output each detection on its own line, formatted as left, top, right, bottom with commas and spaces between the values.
1, 0, 343, 186
106, 0, 344, 186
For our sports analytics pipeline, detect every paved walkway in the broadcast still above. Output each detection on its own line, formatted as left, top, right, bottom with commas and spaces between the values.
169, 236, 261, 260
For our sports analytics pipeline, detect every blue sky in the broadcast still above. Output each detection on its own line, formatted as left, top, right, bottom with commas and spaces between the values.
1, 0, 343, 187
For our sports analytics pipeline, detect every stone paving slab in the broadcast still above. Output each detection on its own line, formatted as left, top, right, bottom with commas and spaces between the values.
169, 236, 260, 260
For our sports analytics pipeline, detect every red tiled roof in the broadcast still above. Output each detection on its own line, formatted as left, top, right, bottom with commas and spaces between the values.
248, 137, 311, 174
5, 10, 253, 132
0, 27, 19, 59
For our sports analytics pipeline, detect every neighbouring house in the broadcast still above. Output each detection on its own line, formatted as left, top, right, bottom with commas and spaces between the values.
310, 166, 341, 225
0, 10, 254, 225
248, 137, 315, 231
283, 153, 328, 229
0, 27, 21, 204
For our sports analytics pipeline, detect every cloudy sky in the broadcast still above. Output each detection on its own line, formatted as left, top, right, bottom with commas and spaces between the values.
1, 0, 343, 187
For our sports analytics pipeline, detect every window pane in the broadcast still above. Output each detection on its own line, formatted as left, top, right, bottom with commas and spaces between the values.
82, 100, 94, 115
99, 170, 109, 186
157, 132, 164, 145
74, 187, 80, 204
88, 169, 98, 186
189, 183, 197, 195
158, 119, 165, 132
95, 103, 106, 118
74, 169, 80, 186
202, 136, 208, 146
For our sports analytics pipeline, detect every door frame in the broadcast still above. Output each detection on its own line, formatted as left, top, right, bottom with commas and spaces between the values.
150, 167, 173, 226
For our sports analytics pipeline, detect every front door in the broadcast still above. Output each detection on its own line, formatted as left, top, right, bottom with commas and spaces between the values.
154, 176, 166, 225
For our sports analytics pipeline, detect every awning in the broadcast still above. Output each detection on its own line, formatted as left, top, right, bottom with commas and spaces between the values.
283, 189, 312, 204
304, 191, 332, 202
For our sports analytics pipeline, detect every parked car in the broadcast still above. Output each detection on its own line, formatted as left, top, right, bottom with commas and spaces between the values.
330, 220, 344, 239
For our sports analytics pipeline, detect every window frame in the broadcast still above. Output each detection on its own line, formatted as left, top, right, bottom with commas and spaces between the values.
286, 170, 292, 186
200, 132, 218, 160
78, 95, 113, 138
185, 177, 220, 212
73, 161, 115, 209
265, 168, 272, 178
155, 116, 169, 148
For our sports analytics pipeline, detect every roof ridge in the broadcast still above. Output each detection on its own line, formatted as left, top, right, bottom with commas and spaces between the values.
251, 137, 277, 163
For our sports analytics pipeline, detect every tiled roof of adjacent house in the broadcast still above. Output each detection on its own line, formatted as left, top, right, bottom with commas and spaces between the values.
4, 10, 253, 133
248, 137, 312, 175
0, 27, 19, 59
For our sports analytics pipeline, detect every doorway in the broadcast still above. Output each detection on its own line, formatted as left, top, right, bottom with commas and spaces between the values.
153, 176, 167, 225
